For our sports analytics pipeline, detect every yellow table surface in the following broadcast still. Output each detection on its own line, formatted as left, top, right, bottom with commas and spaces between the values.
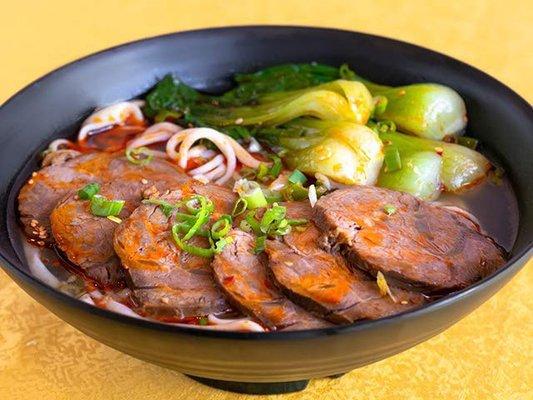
1, 1, 532, 399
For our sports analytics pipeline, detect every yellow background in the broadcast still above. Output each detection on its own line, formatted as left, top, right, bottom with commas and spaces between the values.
0, 1, 532, 399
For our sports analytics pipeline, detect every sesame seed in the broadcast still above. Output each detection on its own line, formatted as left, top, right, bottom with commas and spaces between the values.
400, 300, 408, 305
235, 117, 244, 125
30, 220, 38, 227
161, 297, 169, 304
31, 172, 37, 177
28, 179, 34, 184
37, 241, 45, 246
141, 178, 148, 184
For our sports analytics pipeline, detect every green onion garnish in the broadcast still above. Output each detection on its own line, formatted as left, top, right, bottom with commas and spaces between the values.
234, 179, 268, 209
288, 169, 307, 184
281, 182, 308, 201
125, 146, 154, 166
256, 163, 270, 181
180, 195, 212, 241
142, 198, 176, 217
254, 235, 266, 254
260, 204, 286, 234
263, 189, 283, 204
172, 224, 215, 258
231, 198, 248, 217
287, 218, 308, 226
90, 195, 125, 217
376, 120, 396, 133
211, 215, 232, 240
457, 136, 479, 150
383, 204, 397, 216
78, 183, 100, 200
383, 146, 402, 172
268, 155, 283, 178
245, 210, 262, 234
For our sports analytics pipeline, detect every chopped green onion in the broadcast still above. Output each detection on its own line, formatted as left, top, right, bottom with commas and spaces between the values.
211, 215, 232, 240
181, 198, 211, 241
231, 198, 248, 217
254, 235, 267, 254
142, 198, 176, 217
281, 182, 309, 201
107, 215, 122, 224
383, 146, 402, 172
287, 218, 308, 226
239, 219, 253, 233
125, 146, 154, 166
268, 155, 283, 178
245, 211, 262, 234
183, 195, 214, 215
457, 136, 479, 150
171, 224, 214, 258
256, 163, 270, 181
263, 189, 283, 204
288, 169, 307, 184
90, 195, 125, 217
234, 179, 268, 209
213, 235, 233, 254
383, 204, 397, 216
260, 204, 286, 234
78, 183, 100, 200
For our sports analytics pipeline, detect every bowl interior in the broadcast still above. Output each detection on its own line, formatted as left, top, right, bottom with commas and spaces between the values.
0, 26, 531, 335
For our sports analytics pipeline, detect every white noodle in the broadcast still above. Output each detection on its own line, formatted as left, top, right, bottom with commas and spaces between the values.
48, 138, 74, 152
177, 128, 237, 184
188, 145, 216, 160
127, 122, 183, 153
203, 163, 226, 181
189, 154, 225, 176
78, 101, 145, 142
165, 131, 188, 160
78, 122, 115, 142
83, 101, 144, 126
22, 240, 60, 288
226, 136, 262, 169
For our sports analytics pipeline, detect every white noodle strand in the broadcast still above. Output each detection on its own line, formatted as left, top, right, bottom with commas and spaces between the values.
189, 154, 225, 176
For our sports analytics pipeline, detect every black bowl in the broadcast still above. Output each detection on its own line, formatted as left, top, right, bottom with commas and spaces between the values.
0, 26, 531, 395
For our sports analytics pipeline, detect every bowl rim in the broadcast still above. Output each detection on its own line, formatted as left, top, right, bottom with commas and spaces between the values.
1, 24, 532, 340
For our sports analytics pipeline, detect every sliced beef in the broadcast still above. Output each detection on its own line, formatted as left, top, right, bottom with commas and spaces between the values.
113, 189, 234, 319
50, 158, 189, 285
313, 186, 507, 292
18, 152, 116, 245
213, 229, 330, 330
265, 202, 425, 324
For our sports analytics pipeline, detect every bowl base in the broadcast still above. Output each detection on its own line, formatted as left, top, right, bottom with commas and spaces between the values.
186, 375, 309, 394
